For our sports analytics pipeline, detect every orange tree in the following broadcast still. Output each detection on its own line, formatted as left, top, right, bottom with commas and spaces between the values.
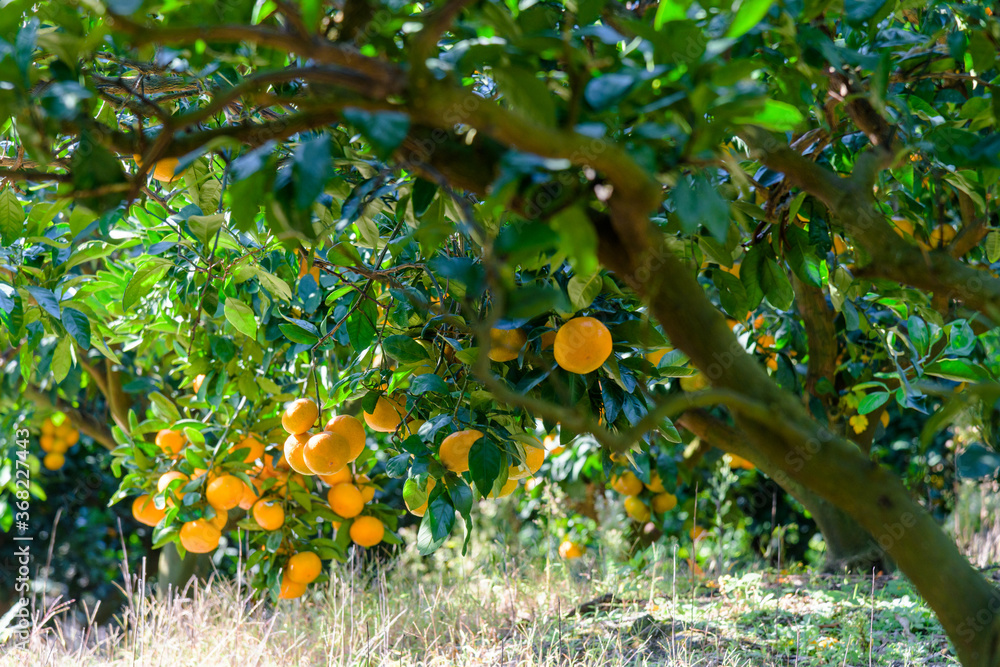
1, 1, 1000, 663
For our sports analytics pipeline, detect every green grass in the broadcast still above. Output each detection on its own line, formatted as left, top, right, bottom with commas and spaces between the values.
1, 531, 965, 667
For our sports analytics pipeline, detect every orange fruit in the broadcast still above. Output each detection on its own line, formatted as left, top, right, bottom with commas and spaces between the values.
508, 443, 545, 480
929, 224, 957, 247
554, 317, 612, 374
192, 373, 205, 393
54, 422, 72, 439
488, 328, 527, 362
318, 467, 352, 486
64, 430, 79, 446
238, 477, 262, 510
399, 419, 425, 439
324, 415, 367, 460
645, 348, 672, 367
40, 435, 55, 452
286, 551, 322, 584
679, 374, 709, 391
354, 474, 376, 503
690, 525, 708, 541
349, 516, 384, 547
559, 539, 585, 559
303, 431, 351, 475
297, 254, 321, 283
610, 471, 643, 496
131, 494, 165, 526
252, 500, 285, 530
206, 474, 245, 511
406, 477, 435, 516
539, 330, 557, 350
645, 472, 666, 493
155, 429, 186, 456
209, 508, 228, 531
363, 395, 406, 433
282, 398, 319, 435
438, 429, 483, 473
41, 419, 55, 436
179, 519, 221, 553
279, 573, 307, 599
157, 471, 189, 506
327, 483, 364, 518
283, 433, 315, 475
230, 435, 265, 463
543, 433, 565, 456
652, 492, 678, 514
487, 477, 518, 498
624, 496, 650, 522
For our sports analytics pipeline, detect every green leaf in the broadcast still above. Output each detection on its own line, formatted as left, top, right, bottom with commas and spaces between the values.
726, 0, 775, 38
784, 226, 822, 287
0, 187, 25, 244
550, 207, 598, 276
383, 335, 430, 364
654, 0, 689, 28
188, 213, 225, 248
733, 100, 803, 131
760, 257, 793, 310
51, 335, 73, 383
468, 437, 502, 497
585, 72, 638, 111
985, 230, 1000, 264
0, 283, 24, 336
857, 391, 890, 415
713, 269, 748, 319
924, 360, 991, 383
672, 173, 730, 242
346, 299, 378, 351
568, 271, 602, 312
410, 373, 450, 395
149, 391, 182, 423
123, 259, 171, 311
255, 268, 292, 302
279, 321, 319, 344
342, 108, 410, 159
61, 307, 91, 349
845, 0, 888, 26
493, 66, 557, 126
224, 298, 258, 339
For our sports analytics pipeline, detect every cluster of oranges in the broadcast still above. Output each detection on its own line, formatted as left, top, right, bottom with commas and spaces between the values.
610, 470, 679, 524
39, 414, 80, 470
488, 316, 613, 375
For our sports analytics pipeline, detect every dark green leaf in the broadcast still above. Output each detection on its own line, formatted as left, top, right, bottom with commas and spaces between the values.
383, 335, 430, 364
61, 307, 91, 349
468, 437, 502, 497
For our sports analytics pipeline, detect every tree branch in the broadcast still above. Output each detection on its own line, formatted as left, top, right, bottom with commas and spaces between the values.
22, 386, 116, 451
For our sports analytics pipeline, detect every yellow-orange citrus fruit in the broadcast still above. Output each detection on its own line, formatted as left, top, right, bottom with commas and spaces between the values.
318, 467, 352, 486
179, 519, 221, 553
231, 435, 265, 463
283, 433, 315, 475
328, 483, 364, 518
155, 428, 186, 456
509, 443, 545, 480
406, 477, 435, 516
279, 573, 306, 599
157, 471, 189, 505
209, 509, 228, 531
282, 398, 319, 435
51, 438, 70, 454
543, 433, 565, 456
41, 419, 55, 436
645, 348, 672, 367
554, 317, 612, 374
679, 373, 709, 391
192, 373, 205, 393
488, 328, 527, 362
297, 254, 321, 283
252, 500, 285, 530
350, 516, 384, 547
354, 474, 376, 503
559, 540, 585, 559
487, 477, 518, 498
43, 453, 65, 469
54, 422, 72, 438
439, 429, 483, 473
652, 492, 678, 514
206, 474, 245, 511
645, 472, 666, 493
690, 525, 708, 541
611, 471, 643, 496
238, 477, 262, 510
539, 330, 557, 350
832, 235, 848, 255
303, 431, 351, 475
324, 414, 367, 460
40, 435, 55, 452
880, 411, 890, 428
66, 430, 79, 446
929, 224, 957, 247
624, 496, 651, 522
131, 494, 165, 526
286, 551, 322, 584
363, 395, 406, 433
399, 419, 425, 439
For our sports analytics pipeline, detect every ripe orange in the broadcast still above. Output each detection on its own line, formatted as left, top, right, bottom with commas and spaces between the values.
179, 519, 221, 553
238, 477, 262, 510
543, 433, 565, 456
679, 373, 709, 391
283, 433, 315, 475
279, 573, 306, 599
252, 500, 285, 531
539, 330, 557, 350
488, 328, 527, 362
318, 467, 352, 486
690, 525, 708, 542
559, 539, 585, 559
487, 477, 518, 498
928, 224, 957, 247
610, 471, 643, 496
303, 431, 351, 475
206, 474, 245, 511
363, 394, 406, 433
41, 419, 55, 436
286, 551, 322, 584
350, 516, 384, 547
406, 477, 436, 516
328, 483, 364, 518
54, 422, 72, 439
192, 373, 205, 393
157, 471, 189, 506
554, 317, 612, 374
354, 474, 376, 502
645, 348, 672, 367
131, 494, 165, 526
652, 492, 678, 513
155, 428, 186, 456
209, 509, 228, 531
439, 429, 483, 473
42, 452, 65, 470
230, 435, 265, 463
282, 398, 319, 435
508, 443, 545, 480
624, 496, 651, 522
40, 435, 55, 452
297, 254, 321, 283
324, 415, 367, 460
399, 419, 425, 439
645, 472, 665, 493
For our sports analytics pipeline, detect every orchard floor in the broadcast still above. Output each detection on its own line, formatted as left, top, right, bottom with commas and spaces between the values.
5, 540, 989, 667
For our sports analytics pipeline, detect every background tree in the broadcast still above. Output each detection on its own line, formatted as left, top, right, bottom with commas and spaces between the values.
1, 0, 999, 664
